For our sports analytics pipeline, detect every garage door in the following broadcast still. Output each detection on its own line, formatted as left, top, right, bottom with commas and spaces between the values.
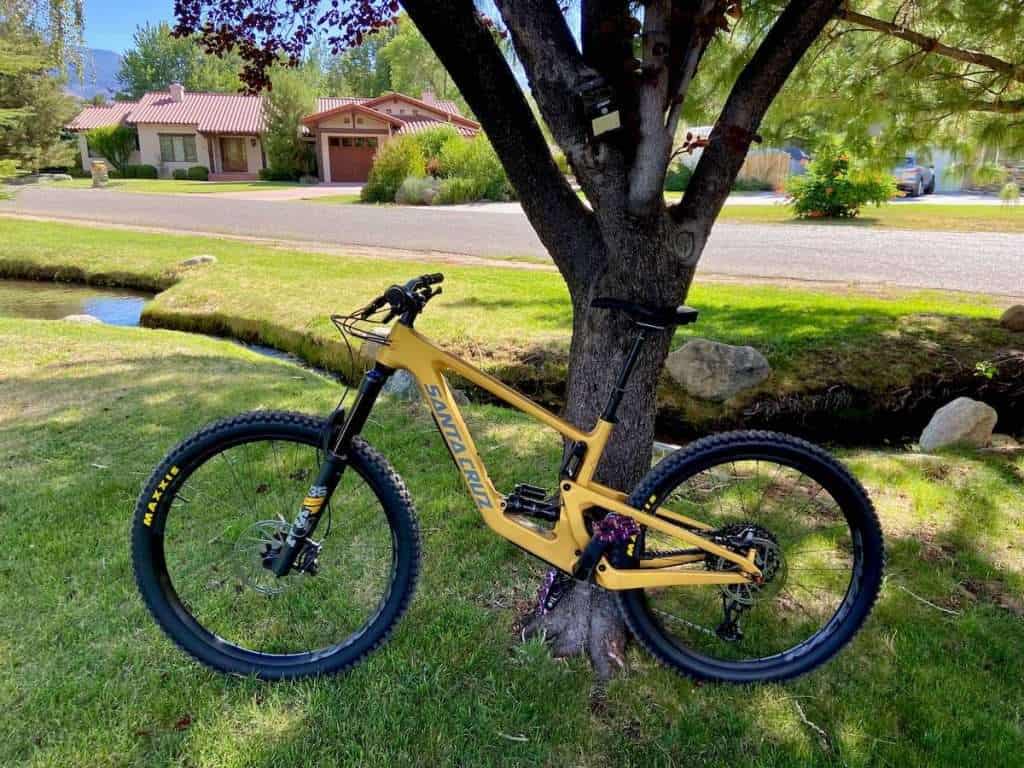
328, 136, 378, 182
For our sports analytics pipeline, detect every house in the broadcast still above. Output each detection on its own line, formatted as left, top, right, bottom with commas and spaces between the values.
66, 85, 480, 182
301, 91, 479, 182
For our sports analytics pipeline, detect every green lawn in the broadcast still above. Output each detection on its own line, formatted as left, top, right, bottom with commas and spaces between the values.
302, 193, 363, 204
0, 217, 1016, 431
717, 202, 1024, 233
51, 178, 302, 195
1, 319, 1021, 767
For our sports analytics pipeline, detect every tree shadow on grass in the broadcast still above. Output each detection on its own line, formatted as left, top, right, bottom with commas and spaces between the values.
2, 331, 1023, 767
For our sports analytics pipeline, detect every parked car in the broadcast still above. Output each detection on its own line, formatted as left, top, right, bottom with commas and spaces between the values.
894, 154, 935, 197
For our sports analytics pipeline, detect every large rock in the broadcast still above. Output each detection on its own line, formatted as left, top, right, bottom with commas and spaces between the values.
1000, 305, 1024, 332
383, 370, 420, 402
919, 397, 998, 452
665, 339, 771, 402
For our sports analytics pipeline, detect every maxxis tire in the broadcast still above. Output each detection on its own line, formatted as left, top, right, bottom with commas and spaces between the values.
131, 411, 420, 680
616, 430, 884, 684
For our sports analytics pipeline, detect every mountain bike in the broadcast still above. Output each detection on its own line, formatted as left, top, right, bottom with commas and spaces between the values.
132, 273, 884, 683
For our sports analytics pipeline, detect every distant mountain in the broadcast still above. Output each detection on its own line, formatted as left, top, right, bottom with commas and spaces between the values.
65, 49, 123, 101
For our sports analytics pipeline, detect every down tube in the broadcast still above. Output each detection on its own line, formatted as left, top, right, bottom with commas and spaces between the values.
417, 370, 503, 512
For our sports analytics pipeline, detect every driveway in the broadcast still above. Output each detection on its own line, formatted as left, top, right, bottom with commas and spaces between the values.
3, 186, 1022, 297
206, 183, 363, 201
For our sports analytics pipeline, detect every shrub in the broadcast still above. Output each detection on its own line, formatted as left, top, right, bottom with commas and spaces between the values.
362, 136, 425, 202
999, 181, 1020, 206
437, 135, 510, 200
395, 175, 439, 205
172, 168, 188, 180
121, 164, 158, 179
186, 165, 209, 181
732, 177, 774, 192
413, 125, 460, 162
84, 125, 137, 173
665, 163, 692, 192
786, 141, 895, 218
259, 167, 301, 181
436, 177, 481, 205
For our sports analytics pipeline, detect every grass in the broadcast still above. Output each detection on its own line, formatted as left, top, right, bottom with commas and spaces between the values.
1, 318, 1022, 767
717, 203, 1024, 233
51, 178, 302, 195
302, 193, 363, 205
0, 217, 1017, 433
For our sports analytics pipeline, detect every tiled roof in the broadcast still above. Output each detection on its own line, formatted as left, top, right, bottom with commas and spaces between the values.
68, 90, 472, 136
127, 91, 266, 134
424, 98, 461, 116
65, 101, 138, 131
397, 120, 478, 137
316, 97, 370, 112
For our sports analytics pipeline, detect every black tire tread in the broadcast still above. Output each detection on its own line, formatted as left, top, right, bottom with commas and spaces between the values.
131, 410, 420, 679
618, 429, 884, 683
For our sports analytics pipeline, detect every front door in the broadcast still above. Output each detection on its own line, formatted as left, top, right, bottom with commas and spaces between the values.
329, 136, 378, 182
220, 137, 247, 173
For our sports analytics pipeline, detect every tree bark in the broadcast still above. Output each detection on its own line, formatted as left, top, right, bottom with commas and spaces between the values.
524, 210, 699, 678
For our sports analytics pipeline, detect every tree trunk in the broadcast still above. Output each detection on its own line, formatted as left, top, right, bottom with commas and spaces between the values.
524, 211, 700, 678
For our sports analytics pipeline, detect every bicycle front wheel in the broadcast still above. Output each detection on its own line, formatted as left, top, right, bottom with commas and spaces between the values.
618, 431, 884, 683
132, 411, 420, 680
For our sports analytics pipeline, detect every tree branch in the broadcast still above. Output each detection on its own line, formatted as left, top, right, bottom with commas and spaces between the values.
401, 0, 601, 283
672, 0, 843, 241
628, 0, 674, 214
837, 8, 1024, 84
495, 0, 631, 223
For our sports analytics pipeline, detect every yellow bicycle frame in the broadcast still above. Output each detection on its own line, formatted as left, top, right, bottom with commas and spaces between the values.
374, 323, 761, 590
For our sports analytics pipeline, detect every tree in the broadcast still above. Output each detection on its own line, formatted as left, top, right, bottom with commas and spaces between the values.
719, 1, 1024, 162
263, 64, 318, 178
172, 0, 973, 676
0, 0, 85, 73
117, 22, 244, 99
84, 125, 136, 172
0, 17, 77, 172
379, 15, 464, 108
323, 24, 396, 97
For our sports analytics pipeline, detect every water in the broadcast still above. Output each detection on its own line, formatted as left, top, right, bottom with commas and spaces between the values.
0, 279, 152, 325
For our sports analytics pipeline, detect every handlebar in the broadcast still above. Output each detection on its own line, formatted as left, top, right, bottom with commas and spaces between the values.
359, 273, 445, 325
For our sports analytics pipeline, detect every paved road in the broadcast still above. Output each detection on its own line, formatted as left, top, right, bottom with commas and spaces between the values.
3, 186, 1022, 296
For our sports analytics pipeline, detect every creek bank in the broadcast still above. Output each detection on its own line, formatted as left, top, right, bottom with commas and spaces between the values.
2, 273, 1020, 448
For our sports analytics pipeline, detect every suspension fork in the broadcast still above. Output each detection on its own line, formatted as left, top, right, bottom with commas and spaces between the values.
272, 363, 394, 577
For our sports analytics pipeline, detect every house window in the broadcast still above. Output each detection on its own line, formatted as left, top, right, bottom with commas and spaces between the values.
342, 137, 353, 147
158, 133, 197, 163
328, 137, 339, 147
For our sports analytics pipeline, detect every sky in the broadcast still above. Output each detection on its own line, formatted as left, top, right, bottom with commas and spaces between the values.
85, 0, 173, 52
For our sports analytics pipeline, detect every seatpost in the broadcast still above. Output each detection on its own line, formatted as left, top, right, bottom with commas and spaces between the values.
600, 329, 649, 423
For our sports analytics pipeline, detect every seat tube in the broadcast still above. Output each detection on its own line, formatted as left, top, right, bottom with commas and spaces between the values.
600, 330, 648, 423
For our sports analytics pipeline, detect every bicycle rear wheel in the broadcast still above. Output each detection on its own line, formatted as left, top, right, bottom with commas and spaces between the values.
617, 431, 883, 683
131, 411, 420, 679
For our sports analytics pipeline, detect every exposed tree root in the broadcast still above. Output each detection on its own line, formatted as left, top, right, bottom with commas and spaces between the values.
523, 580, 628, 681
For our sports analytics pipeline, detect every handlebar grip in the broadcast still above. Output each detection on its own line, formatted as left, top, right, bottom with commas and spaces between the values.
422, 273, 444, 286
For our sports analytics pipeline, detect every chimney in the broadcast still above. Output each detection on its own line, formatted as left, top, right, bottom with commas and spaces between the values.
169, 83, 185, 102
420, 89, 435, 104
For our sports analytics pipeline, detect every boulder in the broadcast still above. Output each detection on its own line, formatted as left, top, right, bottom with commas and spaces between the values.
665, 338, 771, 402
62, 314, 101, 324
383, 370, 421, 402
1000, 305, 1024, 332
180, 254, 217, 267
919, 397, 998, 452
